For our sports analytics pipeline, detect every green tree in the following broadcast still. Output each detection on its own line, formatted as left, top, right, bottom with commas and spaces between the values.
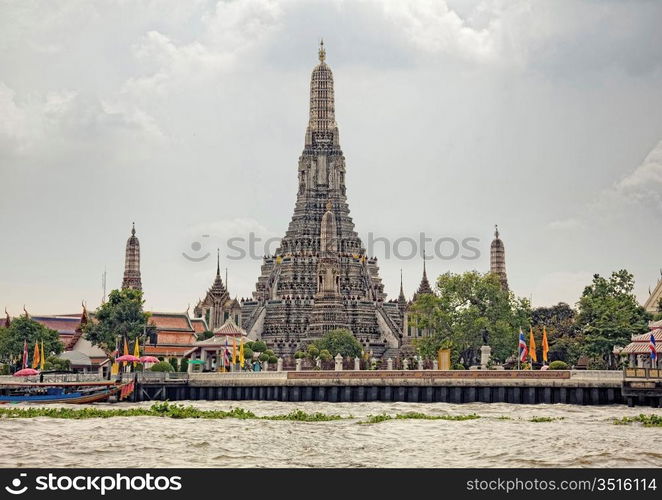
410, 271, 531, 366
0, 316, 63, 370
197, 331, 214, 341
83, 288, 155, 360
168, 357, 179, 372
312, 329, 363, 359
44, 355, 71, 371
318, 349, 332, 362
531, 303, 581, 364
306, 344, 320, 359
251, 340, 267, 352
577, 270, 651, 367
150, 361, 174, 372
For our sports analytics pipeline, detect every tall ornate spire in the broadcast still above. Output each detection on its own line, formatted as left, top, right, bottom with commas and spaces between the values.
243, 43, 398, 356
122, 222, 142, 291
210, 248, 226, 295
413, 253, 434, 300
305, 40, 338, 146
490, 224, 508, 291
397, 269, 407, 312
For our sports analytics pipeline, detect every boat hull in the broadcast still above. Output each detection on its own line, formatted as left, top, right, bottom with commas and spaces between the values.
0, 387, 120, 404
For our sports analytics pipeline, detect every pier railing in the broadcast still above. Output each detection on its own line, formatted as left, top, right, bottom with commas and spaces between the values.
624, 368, 662, 379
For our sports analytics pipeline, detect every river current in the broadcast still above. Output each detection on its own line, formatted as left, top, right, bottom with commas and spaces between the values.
1, 401, 661, 468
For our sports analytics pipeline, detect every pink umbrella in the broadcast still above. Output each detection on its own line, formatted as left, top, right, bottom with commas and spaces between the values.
14, 368, 39, 377
115, 354, 141, 363
140, 356, 159, 364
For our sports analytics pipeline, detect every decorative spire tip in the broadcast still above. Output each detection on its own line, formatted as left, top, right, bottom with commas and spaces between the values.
318, 38, 326, 62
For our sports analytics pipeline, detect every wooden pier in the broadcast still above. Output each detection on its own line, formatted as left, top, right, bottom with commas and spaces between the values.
622, 368, 662, 407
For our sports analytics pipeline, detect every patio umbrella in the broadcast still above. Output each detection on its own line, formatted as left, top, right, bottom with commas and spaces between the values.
14, 368, 39, 376
139, 356, 159, 364
115, 354, 141, 363
188, 359, 205, 365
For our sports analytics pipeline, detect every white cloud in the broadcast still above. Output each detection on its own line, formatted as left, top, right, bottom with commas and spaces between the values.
124, 0, 282, 96
380, 0, 500, 62
615, 139, 662, 209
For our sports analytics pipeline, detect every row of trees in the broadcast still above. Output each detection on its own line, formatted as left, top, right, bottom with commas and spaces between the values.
0, 269, 652, 372
0, 316, 65, 373
409, 269, 652, 369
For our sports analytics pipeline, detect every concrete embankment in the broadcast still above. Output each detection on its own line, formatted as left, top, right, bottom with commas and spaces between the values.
133, 370, 628, 405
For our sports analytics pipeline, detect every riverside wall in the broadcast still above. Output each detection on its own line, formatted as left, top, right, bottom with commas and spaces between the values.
132, 370, 632, 405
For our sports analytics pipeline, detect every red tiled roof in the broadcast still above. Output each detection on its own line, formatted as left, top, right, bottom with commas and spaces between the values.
32, 315, 82, 334
148, 312, 192, 331
190, 318, 208, 333
631, 330, 662, 342
621, 343, 662, 354
213, 318, 246, 336
157, 332, 196, 345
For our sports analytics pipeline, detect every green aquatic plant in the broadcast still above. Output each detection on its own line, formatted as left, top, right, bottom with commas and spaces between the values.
613, 414, 662, 427
265, 410, 343, 422
528, 416, 564, 423
358, 414, 393, 424
0, 402, 342, 422
358, 412, 480, 424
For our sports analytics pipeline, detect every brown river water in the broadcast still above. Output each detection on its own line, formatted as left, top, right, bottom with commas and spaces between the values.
1, 401, 661, 468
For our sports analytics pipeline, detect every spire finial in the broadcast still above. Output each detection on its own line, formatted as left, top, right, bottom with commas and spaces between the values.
216, 248, 221, 277
326, 199, 332, 212
131, 222, 136, 236
494, 224, 499, 239
423, 250, 427, 276
400, 269, 404, 292
318, 38, 326, 62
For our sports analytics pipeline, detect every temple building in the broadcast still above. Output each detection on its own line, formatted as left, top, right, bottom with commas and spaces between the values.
490, 225, 508, 291
402, 259, 435, 342
193, 251, 242, 330
122, 223, 142, 291
143, 311, 208, 360
643, 270, 662, 314
241, 42, 401, 358
620, 319, 662, 368
31, 305, 107, 373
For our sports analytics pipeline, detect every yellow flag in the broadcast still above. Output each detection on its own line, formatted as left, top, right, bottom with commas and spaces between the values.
542, 326, 550, 363
40, 340, 45, 370
123, 337, 129, 366
32, 342, 40, 369
529, 327, 537, 364
111, 362, 119, 375
232, 337, 238, 364
133, 337, 140, 367
239, 338, 245, 367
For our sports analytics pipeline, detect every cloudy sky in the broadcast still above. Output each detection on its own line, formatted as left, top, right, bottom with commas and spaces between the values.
1, 0, 662, 315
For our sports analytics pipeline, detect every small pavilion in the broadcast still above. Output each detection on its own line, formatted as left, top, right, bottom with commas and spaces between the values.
185, 317, 247, 371
620, 320, 662, 368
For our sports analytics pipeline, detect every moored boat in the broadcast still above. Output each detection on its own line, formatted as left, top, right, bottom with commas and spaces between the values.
0, 380, 130, 404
